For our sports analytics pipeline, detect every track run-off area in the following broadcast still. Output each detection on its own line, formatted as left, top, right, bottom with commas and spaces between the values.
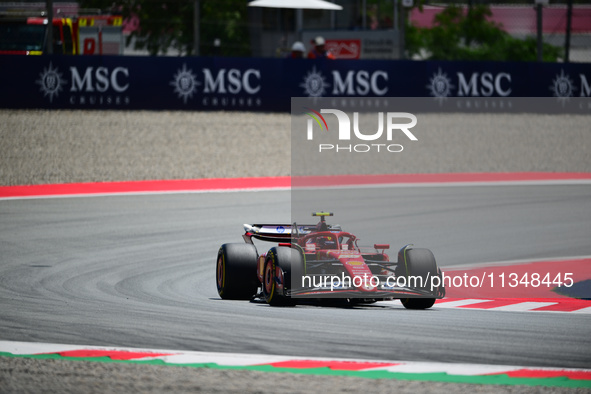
1, 172, 590, 390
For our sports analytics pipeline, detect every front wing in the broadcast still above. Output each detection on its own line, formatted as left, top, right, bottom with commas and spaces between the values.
289, 273, 444, 299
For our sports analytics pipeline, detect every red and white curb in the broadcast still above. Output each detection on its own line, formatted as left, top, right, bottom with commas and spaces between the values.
434, 256, 591, 313
433, 298, 591, 313
1, 172, 591, 200
1, 341, 590, 384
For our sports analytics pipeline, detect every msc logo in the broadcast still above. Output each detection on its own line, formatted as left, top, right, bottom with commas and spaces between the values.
549, 69, 591, 98
332, 70, 388, 96
37, 62, 65, 102
457, 72, 511, 97
170, 64, 261, 106
300, 68, 388, 97
38, 63, 130, 105
427, 69, 512, 97
70, 66, 130, 93
304, 108, 417, 153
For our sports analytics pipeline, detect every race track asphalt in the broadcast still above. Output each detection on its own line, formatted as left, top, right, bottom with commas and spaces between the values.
0, 184, 590, 368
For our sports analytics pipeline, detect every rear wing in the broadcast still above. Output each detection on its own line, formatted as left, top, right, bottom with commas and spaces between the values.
242, 222, 341, 243
242, 224, 315, 243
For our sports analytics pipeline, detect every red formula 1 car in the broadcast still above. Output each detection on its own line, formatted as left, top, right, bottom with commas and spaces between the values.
216, 212, 445, 309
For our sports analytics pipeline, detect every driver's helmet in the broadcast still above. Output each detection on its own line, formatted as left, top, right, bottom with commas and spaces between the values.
317, 236, 337, 249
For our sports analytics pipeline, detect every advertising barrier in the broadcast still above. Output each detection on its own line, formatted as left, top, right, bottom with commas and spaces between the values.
1, 55, 590, 112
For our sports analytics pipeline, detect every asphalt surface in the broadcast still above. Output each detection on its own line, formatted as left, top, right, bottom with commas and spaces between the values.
1, 185, 590, 370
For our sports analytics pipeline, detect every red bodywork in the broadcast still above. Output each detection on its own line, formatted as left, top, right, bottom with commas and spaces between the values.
247, 223, 408, 298
235, 218, 444, 305
297, 230, 386, 293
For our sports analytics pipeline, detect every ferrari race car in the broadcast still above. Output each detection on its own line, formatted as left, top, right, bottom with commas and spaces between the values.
216, 212, 445, 309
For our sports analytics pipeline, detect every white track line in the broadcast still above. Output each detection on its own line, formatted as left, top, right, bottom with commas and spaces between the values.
487, 302, 557, 312
368, 362, 523, 375
435, 299, 493, 308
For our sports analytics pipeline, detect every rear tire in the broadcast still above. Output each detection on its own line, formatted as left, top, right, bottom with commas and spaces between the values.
216, 243, 258, 300
398, 248, 438, 310
262, 247, 298, 306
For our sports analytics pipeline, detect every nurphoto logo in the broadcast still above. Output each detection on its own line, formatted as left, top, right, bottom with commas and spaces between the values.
303, 107, 417, 153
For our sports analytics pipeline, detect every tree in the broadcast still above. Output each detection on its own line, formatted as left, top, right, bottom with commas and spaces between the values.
406, 4, 562, 62
199, 1, 250, 57
79, 0, 250, 56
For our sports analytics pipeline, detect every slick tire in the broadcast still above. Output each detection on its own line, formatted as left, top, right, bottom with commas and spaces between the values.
399, 248, 438, 310
216, 243, 258, 300
262, 247, 299, 306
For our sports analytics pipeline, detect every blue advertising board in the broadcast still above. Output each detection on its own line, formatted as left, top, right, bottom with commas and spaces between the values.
1, 55, 590, 112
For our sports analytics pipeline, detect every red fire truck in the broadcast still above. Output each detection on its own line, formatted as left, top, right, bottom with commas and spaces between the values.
0, 12, 123, 55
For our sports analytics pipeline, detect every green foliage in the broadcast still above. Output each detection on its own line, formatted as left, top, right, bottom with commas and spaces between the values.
407, 4, 562, 62
79, 0, 250, 56
199, 2, 250, 57
125, 1, 192, 55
